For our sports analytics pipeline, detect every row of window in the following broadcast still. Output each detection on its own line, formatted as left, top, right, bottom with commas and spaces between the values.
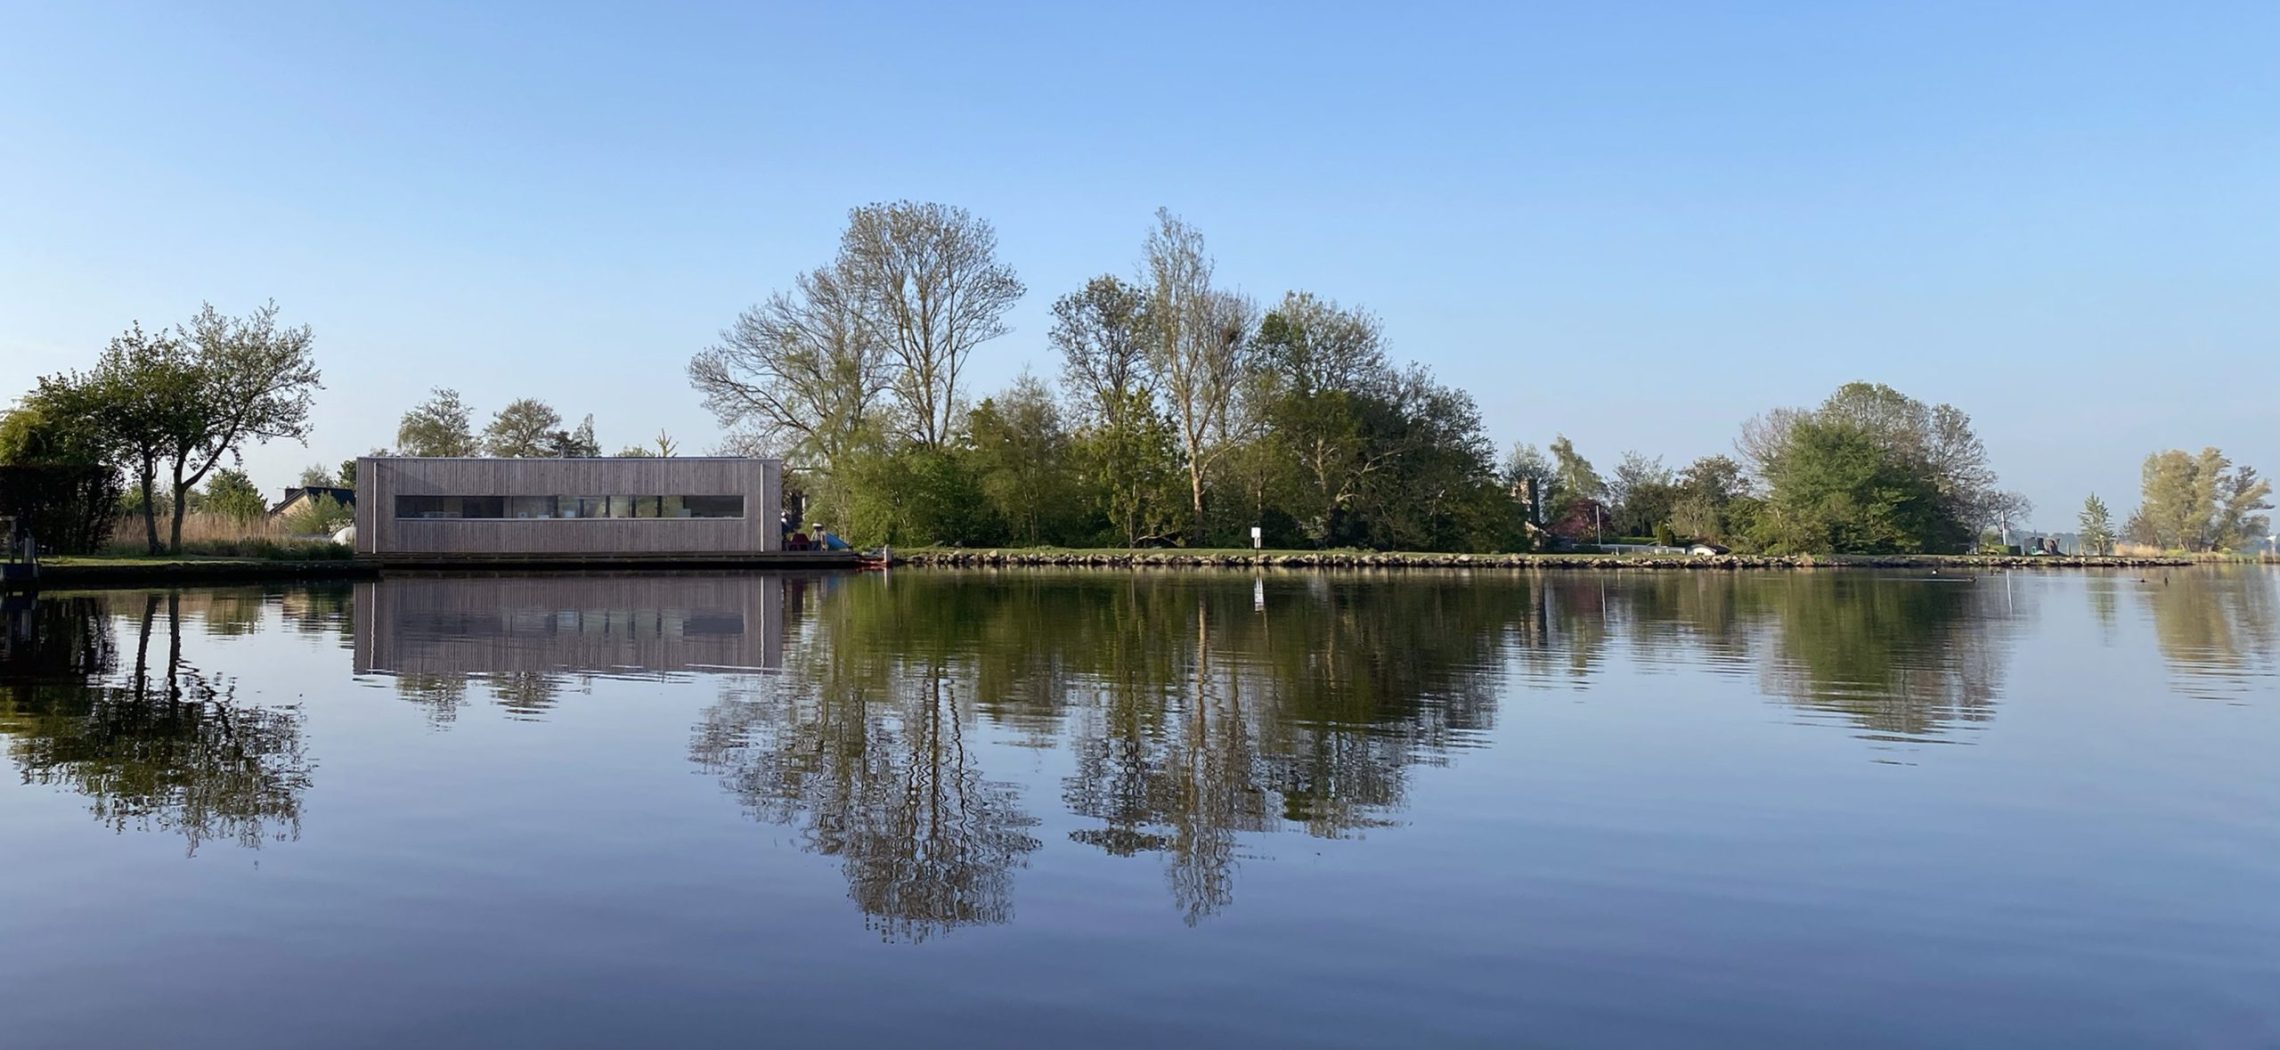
395, 495, 746, 520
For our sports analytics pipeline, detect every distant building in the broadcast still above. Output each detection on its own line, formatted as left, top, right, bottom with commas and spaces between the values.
270, 485, 357, 520
352, 456, 783, 560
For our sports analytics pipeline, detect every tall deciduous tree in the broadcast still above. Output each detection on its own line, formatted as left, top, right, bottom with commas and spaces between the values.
1253, 292, 1393, 545
484, 398, 563, 458
1758, 417, 1948, 554
397, 388, 482, 457
1670, 454, 1749, 541
2136, 447, 2272, 551
839, 201, 1024, 450
1052, 275, 1153, 428
160, 302, 321, 553
1607, 451, 1676, 537
59, 325, 197, 552
1143, 209, 1257, 542
968, 373, 1077, 545
1052, 275, 1174, 545
689, 261, 890, 470
1739, 382, 1990, 553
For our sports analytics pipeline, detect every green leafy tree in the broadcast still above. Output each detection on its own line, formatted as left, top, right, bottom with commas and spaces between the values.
337, 459, 359, 488
77, 323, 203, 553
35, 305, 321, 553
298, 464, 335, 487
2077, 493, 2115, 555
2136, 448, 2272, 551
1053, 275, 1177, 546
547, 414, 601, 458
1743, 382, 1994, 534
1670, 454, 1749, 542
1756, 417, 1952, 554
483, 398, 563, 457
396, 388, 482, 457
1252, 292, 1394, 546
202, 469, 267, 525
160, 302, 321, 553
1608, 450, 1676, 537
0, 391, 124, 553
968, 373, 1079, 545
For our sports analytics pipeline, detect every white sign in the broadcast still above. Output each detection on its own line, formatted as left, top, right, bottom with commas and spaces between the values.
1250, 526, 1262, 549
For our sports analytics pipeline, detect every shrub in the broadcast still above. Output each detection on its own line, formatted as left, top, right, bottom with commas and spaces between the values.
282, 494, 352, 536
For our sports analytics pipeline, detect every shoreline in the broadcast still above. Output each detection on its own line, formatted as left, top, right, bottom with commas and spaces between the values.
3, 549, 2218, 590
900, 549, 2201, 571
5, 559, 378, 591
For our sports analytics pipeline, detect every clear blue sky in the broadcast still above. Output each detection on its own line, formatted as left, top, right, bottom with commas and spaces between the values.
4, 1, 2274, 527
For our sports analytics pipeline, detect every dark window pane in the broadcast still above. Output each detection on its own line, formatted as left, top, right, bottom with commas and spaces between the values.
684, 495, 743, 518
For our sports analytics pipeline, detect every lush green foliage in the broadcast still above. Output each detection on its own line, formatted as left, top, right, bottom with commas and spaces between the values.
281, 494, 352, 536
1754, 417, 1957, 554
201, 468, 268, 524
397, 387, 483, 456
2127, 448, 2271, 551
0, 396, 124, 553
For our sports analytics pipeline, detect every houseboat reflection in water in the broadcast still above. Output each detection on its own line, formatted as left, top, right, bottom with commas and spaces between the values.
353, 575, 802, 719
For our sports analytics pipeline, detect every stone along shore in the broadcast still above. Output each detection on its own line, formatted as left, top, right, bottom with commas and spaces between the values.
902, 550, 2194, 571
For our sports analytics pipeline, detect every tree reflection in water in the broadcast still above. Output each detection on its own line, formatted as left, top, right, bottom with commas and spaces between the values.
694, 660, 1041, 942
1516, 573, 2025, 742
2137, 567, 2279, 700
0, 592, 311, 855
698, 572, 1512, 932
703, 569, 2051, 934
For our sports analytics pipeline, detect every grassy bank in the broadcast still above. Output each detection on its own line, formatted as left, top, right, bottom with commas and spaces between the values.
10, 552, 373, 590
896, 546, 2198, 571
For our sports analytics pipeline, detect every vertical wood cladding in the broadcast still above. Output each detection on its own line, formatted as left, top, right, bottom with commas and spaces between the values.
355, 457, 780, 555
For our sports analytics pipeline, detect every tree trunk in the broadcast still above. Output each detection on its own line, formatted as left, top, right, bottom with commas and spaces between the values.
168, 475, 191, 554
1188, 467, 1206, 546
139, 459, 162, 555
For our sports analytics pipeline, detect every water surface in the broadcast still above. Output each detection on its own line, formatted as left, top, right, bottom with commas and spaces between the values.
2, 569, 2275, 1048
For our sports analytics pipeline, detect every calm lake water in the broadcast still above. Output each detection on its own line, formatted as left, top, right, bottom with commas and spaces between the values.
2, 568, 2275, 1048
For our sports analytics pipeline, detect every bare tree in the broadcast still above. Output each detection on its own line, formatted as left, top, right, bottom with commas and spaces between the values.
689, 262, 891, 470
1143, 208, 1257, 542
1736, 406, 1802, 480
838, 201, 1024, 450
1985, 490, 2033, 546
